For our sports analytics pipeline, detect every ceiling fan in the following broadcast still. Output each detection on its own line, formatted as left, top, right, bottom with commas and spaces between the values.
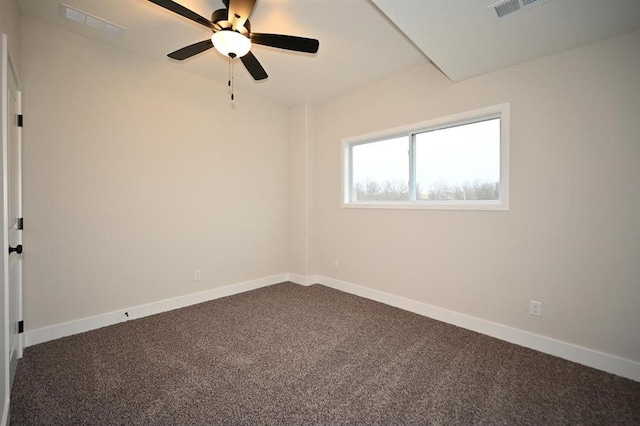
148, 0, 319, 83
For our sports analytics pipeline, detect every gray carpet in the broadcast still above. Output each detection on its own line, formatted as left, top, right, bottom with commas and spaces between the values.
10, 282, 640, 425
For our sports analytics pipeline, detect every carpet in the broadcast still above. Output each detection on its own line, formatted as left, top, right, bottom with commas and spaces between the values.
10, 282, 640, 425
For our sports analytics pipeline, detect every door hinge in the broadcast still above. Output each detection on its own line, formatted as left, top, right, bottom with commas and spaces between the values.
17, 114, 23, 127
17, 217, 23, 230
18, 320, 24, 334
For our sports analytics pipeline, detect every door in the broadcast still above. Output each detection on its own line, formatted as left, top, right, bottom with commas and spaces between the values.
6, 33, 22, 387
2, 32, 23, 404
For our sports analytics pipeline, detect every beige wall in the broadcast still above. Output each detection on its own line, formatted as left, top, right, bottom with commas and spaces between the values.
289, 103, 308, 275
0, 0, 20, 74
21, 18, 290, 330
309, 30, 640, 362
16, 9, 640, 367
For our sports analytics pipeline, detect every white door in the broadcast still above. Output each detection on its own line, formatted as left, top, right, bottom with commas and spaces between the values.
2, 31, 23, 404
6, 35, 22, 387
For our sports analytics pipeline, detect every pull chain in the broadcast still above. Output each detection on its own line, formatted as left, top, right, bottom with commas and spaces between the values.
228, 56, 233, 101
228, 54, 236, 101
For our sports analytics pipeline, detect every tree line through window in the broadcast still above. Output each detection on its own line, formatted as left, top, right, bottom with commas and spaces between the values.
353, 178, 500, 202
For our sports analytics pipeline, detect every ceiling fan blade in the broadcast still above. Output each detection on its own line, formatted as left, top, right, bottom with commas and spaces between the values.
251, 33, 319, 54
227, 0, 256, 30
240, 51, 268, 81
148, 0, 215, 30
168, 39, 214, 60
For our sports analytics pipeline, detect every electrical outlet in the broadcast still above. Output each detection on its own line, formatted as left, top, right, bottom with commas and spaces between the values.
530, 300, 542, 317
332, 260, 339, 270
194, 269, 202, 281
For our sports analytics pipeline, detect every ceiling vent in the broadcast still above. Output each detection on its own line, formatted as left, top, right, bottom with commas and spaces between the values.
489, 0, 553, 20
60, 3, 125, 36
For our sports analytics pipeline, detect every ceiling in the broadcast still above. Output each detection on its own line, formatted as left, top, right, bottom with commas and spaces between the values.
17, 0, 640, 106
372, 0, 640, 82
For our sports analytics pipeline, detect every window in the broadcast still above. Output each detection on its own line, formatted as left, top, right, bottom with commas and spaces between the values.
342, 104, 509, 210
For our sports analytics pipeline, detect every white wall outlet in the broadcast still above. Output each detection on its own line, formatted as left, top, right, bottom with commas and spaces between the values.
194, 269, 202, 281
530, 300, 543, 317
332, 259, 339, 270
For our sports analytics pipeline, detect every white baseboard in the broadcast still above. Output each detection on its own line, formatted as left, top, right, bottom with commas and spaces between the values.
287, 273, 307, 285
317, 275, 640, 382
26, 274, 289, 347
23, 273, 640, 382
288, 273, 318, 286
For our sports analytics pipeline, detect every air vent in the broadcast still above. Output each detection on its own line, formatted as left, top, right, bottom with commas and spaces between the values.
60, 3, 125, 36
494, 0, 520, 18
489, 0, 553, 20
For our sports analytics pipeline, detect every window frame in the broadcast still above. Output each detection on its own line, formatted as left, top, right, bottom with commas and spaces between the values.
341, 103, 510, 211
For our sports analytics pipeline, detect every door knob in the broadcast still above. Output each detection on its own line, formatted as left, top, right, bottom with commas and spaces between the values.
9, 244, 22, 255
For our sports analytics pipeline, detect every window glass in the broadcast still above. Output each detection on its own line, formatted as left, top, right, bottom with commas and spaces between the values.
343, 104, 509, 210
415, 119, 500, 201
351, 136, 409, 202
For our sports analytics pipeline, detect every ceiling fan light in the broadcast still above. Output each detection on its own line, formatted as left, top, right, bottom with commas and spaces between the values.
211, 30, 251, 58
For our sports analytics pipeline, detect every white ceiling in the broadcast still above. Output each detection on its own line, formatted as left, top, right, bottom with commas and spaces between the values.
372, 0, 640, 82
17, 0, 640, 106
18, 0, 428, 106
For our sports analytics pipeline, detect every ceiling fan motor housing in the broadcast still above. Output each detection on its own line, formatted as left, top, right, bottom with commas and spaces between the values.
212, 9, 251, 35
